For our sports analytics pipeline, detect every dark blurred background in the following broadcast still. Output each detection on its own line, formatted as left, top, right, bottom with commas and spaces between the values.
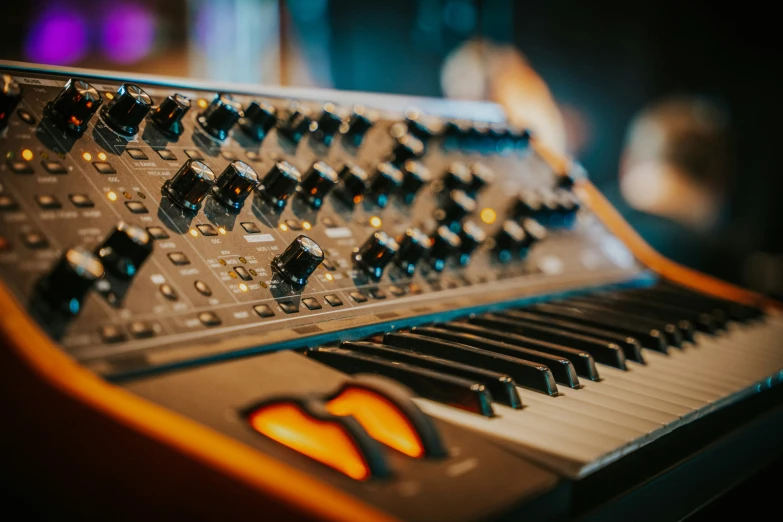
1, 0, 781, 298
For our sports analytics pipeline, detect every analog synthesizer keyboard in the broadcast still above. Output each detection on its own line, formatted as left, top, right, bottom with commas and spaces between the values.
1, 61, 782, 521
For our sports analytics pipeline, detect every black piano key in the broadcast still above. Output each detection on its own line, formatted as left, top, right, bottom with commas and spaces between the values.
341, 341, 528, 404
438, 321, 601, 381
468, 314, 629, 369
631, 286, 729, 327
382, 331, 565, 395
306, 347, 495, 417
411, 325, 581, 389
499, 310, 645, 364
617, 289, 720, 334
561, 296, 684, 348
588, 293, 697, 341
527, 303, 668, 353
657, 282, 763, 321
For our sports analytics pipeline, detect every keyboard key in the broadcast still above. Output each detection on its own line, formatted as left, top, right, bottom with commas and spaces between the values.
234, 267, 252, 281
583, 293, 697, 341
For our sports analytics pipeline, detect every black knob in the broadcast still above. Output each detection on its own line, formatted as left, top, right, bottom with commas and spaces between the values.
278, 103, 313, 145
314, 102, 343, 146
239, 101, 277, 142
44, 78, 103, 134
406, 108, 441, 144
162, 159, 216, 211
511, 191, 543, 220
442, 120, 470, 150
197, 93, 242, 140
429, 226, 461, 272
368, 162, 403, 208
494, 220, 527, 262
511, 128, 531, 154
394, 228, 430, 275
354, 231, 399, 280
458, 220, 486, 265
343, 105, 375, 147
211, 160, 259, 210
298, 161, 338, 209
334, 163, 369, 207
437, 190, 476, 226
400, 160, 431, 204
96, 222, 153, 279
468, 162, 494, 195
36, 247, 104, 315
443, 162, 472, 191
257, 161, 301, 209
520, 217, 547, 246
150, 94, 191, 138
100, 83, 153, 136
0, 74, 22, 131
272, 235, 324, 286
391, 134, 424, 165
552, 189, 580, 228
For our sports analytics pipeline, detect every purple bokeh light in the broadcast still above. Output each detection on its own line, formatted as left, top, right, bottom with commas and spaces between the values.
24, 7, 88, 65
101, 3, 156, 64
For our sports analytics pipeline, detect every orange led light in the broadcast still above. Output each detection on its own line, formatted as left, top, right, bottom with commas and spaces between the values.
327, 387, 424, 458
107, 191, 118, 201
239, 283, 248, 292
248, 403, 371, 481
189, 229, 198, 237
105, 92, 114, 100
279, 223, 288, 232
97, 152, 107, 161
302, 221, 312, 230
82, 152, 92, 161
197, 98, 208, 109
369, 216, 382, 228
21, 149, 33, 161
219, 227, 227, 235
324, 273, 334, 281
480, 208, 497, 224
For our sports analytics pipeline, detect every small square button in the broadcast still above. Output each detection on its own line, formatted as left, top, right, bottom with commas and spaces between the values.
185, 149, 204, 160
98, 325, 126, 343
21, 231, 48, 249
241, 222, 261, 234
221, 151, 238, 161
246, 150, 262, 162
69, 194, 94, 208
302, 297, 322, 310
322, 259, 336, 271
349, 291, 368, 303
146, 226, 169, 240
194, 280, 212, 296
278, 301, 299, 314
408, 283, 422, 295
198, 311, 221, 327
388, 285, 406, 297
93, 162, 116, 174
253, 304, 275, 318
156, 149, 177, 161
196, 224, 218, 236
284, 219, 302, 231
129, 321, 155, 339
321, 216, 337, 228
159, 283, 178, 300
324, 294, 343, 307
35, 195, 61, 209
7, 159, 33, 174
42, 161, 68, 174
125, 201, 148, 214
126, 148, 149, 160
368, 288, 386, 300
167, 252, 190, 265
0, 195, 19, 211
234, 267, 252, 281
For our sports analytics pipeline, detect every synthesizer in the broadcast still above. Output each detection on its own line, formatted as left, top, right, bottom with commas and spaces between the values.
1, 61, 781, 521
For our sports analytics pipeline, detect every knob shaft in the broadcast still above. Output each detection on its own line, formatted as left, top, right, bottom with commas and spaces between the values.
458, 220, 486, 265
97, 222, 153, 279
212, 160, 259, 210
272, 235, 325, 286
298, 161, 338, 209
314, 102, 342, 146
258, 161, 301, 209
37, 247, 104, 315
163, 159, 216, 211
354, 231, 399, 280
400, 160, 431, 205
368, 162, 403, 208
150, 94, 191, 137
437, 190, 476, 226
429, 226, 461, 272
391, 134, 424, 165
394, 228, 430, 275
101, 83, 153, 136
443, 162, 472, 191
239, 101, 277, 142
343, 105, 374, 147
520, 217, 547, 246
278, 103, 312, 145
334, 163, 369, 207
406, 109, 441, 144
44, 78, 103, 134
197, 93, 242, 140
494, 220, 527, 262
511, 191, 543, 220
468, 162, 494, 195
0, 74, 22, 130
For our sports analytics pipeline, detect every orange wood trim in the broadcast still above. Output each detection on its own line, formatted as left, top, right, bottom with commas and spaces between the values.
531, 139, 782, 310
0, 281, 396, 522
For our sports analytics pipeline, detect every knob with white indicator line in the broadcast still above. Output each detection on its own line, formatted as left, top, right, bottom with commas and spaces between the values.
272, 235, 324, 286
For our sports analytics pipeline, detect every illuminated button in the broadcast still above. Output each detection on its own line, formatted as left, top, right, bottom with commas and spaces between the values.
42, 161, 68, 174
246, 401, 388, 481
221, 151, 238, 161
253, 304, 275, 318
278, 300, 299, 314
98, 324, 126, 344
7, 159, 33, 174
324, 294, 343, 307
146, 226, 169, 240
234, 266, 252, 281
194, 280, 212, 296
0, 195, 18, 211
388, 285, 406, 297
321, 216, 337, 228
350, 291, 368, 303
17, 109, 36, 125
245, 150, 262, 162
302, 297, 322, 310
93, 162, 116, 174
35, 195, 61, 209
21, 231, 48, 249
198, 311, 221, 327
128, 321, 155, 339
167, 252, 190, 266
157, 149, 177, 161
368, 288, 386, 300
69, 194, 94, 208
185, 149, 204, 160
159, 283, 178, 300
126, 148, 148, 160
196, 224, 218, 236
125, 201, 148, 214
241, 222, 261, 234
285, 219, 302, 231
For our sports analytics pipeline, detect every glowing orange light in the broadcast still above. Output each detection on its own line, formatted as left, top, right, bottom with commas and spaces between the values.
480, 208, 497, 224
324, 273, 334, 281
189, 229, 198, 237
302, 221, 312, 230
107, 191, 118, 201
239, 283, 248, 292
82, 152, 92, 161
97, 152, 107, 161
369, 216, 382, 228
105, 93, 114, 100
219, 227, 227, 235
279, 223, 288, 232
197, 98, 208, 109
21, 149, 33, 161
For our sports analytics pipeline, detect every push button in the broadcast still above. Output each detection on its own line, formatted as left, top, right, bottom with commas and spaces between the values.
157, 149, 177, 161
22, 231, 48, 249
302, 297, 322, 310
0, 195, 19, 211
194, 280, 212, 296
126, 148, 148, 160
198, 311, 221, 327
185, 149, 204, 160
159, 283, 178, 300
129, 321, 155, 339
125, 201, 148, 214
278, 301, 299, 314
42, 161, 68, 174
93, 162, 116, 174
196, 224, 218, 236
167, 252, 190, 265
98, 324, 126, 343
146, 226, 169, 240
7, 159, 33, 174
69, 194, 94, 208
253, 304, 275, 318
241, 222, 261, 234
36, 195, 61, 209
368, 288, 386, 300
350, 291, 368, 303
324, 294, 343, 307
